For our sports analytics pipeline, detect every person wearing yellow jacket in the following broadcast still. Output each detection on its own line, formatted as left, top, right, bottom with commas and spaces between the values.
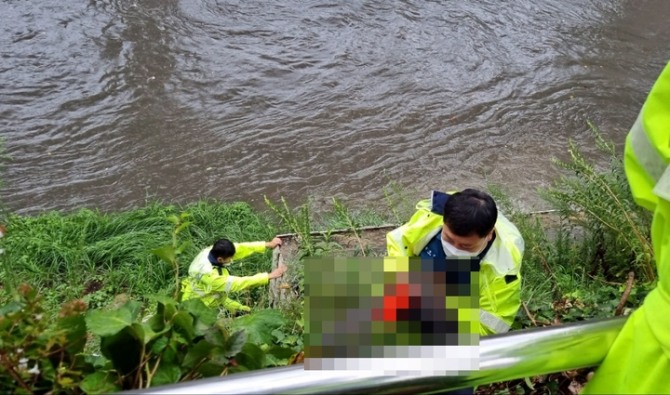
582, 62, 670, 394
387, 189, 524, 335
180, 237, 287, 313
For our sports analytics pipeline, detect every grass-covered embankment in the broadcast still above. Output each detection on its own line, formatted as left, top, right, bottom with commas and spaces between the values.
0, 123, 657, 394
0, 200, 284, 313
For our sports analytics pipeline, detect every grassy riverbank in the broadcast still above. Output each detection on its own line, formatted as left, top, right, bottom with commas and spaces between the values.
0, 127, 656, 393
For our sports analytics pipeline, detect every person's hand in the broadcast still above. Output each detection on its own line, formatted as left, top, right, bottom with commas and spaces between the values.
269, 264, 288, 279
266, 237, 283, 249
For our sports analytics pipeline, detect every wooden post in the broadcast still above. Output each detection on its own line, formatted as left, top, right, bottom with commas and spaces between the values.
269, 237, 300, 309
269, 247, 284, 308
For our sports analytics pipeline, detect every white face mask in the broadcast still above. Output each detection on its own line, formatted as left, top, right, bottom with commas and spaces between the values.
441, 237, 483, 258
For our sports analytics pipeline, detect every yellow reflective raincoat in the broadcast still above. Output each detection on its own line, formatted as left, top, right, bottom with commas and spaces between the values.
583, 62, 670, 394
180, 241, 270, 313
386, 191, 524, 335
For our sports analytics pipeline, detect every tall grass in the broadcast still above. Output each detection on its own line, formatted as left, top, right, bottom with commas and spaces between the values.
541, 122, 654, 282
493, 123, 655, 329
0, 200, 278, 314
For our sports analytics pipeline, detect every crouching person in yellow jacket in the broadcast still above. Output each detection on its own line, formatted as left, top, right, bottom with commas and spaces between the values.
180, 237, 287, 314
582, 62, 670, 394
387, 188, 524, 336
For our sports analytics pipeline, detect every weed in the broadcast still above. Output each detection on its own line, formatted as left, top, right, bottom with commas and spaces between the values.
331, 197, 366, 256
152, 212, 192, 299
540, 121, 654, 282
264, 196, 315, 256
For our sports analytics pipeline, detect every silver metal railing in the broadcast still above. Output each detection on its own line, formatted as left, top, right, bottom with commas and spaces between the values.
131, 315, 626, 394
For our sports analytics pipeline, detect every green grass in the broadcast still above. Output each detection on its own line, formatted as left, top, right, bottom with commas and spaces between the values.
0, 200, 279, 315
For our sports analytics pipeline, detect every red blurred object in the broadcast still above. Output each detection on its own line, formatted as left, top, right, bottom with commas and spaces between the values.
381, 283, 412, 321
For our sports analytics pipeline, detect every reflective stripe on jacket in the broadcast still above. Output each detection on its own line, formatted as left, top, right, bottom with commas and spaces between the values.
386, 191, 524, 335
180, 268, 269, 312
583, 62, 670, 394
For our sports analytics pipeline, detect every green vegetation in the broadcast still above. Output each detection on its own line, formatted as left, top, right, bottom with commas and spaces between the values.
512, 123, 653, 328
0, 200, 279, 314
542, 122, 653, 282
0, 283, 297, 393
0, 126, 656, 394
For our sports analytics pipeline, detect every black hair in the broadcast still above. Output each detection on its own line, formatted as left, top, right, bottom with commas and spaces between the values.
210, 238, 236, 259
443, 189, 497, 238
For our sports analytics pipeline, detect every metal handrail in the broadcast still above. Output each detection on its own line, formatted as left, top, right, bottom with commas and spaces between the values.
132, 316, 626, 394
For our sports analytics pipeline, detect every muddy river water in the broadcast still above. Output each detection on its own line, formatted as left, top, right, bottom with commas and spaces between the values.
2, 0, 670, 215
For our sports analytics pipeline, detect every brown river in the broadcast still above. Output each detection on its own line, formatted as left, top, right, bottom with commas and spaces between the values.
2, 0, 670, 216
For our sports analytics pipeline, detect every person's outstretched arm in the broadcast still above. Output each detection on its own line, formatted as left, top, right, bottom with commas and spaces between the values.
233, 237, 283, 260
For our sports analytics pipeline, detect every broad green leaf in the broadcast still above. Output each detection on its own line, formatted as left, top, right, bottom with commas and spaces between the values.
223, 330, 247, 358
80, 371, 120, 394
271, 328, 285, 342
209, 347, 229, 366
153, 245, 176, 264
147, 321, 170, 341
204, 328, 225, 347
162, 340, 179, 364
193, 319, 212, 337
264, 353, 284, 367
164, 302, 178, 320
130, 322, 158, 345
267, 345, 297, 360
150, 363, 182, 387
265, 346, 297, 367
171, 330, 189, 346
180, 298, 217, 325
100, 327, 142, 375
182, 339, 212, 369
128, 322, 145, 344
198, 361, 226, 377
149, 296, 179, 331
58, 314, 87, 355
86, 308, 132, 337
85, 353, 110, 369
124, 300, 143, 321
228, 309, 288, 345
235, 343, 265, 371
151, 336, 169, 354
147, 311, 168, 333
191, 306, 218, 337
172, 311, 195, 341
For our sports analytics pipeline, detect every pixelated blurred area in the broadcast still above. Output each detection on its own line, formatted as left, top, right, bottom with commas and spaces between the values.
304, 257, 478, 351
269, 225, 396, 308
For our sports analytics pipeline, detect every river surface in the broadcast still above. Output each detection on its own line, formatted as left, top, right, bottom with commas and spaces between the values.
2, 0, 670, 216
